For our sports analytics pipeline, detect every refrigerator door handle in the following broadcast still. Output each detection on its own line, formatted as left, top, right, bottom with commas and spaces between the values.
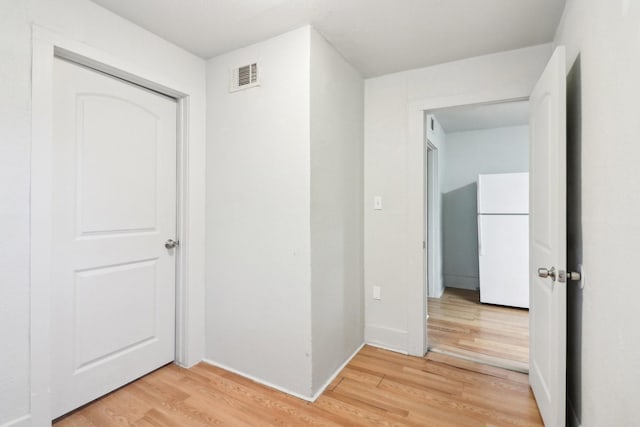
478, 215, 484, 256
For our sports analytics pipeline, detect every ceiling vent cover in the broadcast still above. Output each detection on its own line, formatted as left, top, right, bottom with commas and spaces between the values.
230, 63, 259, 92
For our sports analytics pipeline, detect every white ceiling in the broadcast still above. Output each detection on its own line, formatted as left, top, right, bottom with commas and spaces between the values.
91, 0, 566, 77
433, 101, 530, 133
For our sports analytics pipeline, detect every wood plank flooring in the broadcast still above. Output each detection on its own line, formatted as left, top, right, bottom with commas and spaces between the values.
427, 288, 529, 371
54, 345, 542, 426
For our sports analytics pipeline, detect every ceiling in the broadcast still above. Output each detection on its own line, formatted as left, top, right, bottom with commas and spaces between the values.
433, 101, 530, 133
91, 0, 566, 77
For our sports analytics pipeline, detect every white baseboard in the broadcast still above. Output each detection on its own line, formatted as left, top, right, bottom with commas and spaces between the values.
309, 342, 365, 401
444, 275, 479, 290
428, 285, 445, 298
365, 341, 409, 355
203, 342, 366, 403
0, 415, 31, 427
568, 398, 581, 427
364, 325, 409, 354
201, 358, 316, 402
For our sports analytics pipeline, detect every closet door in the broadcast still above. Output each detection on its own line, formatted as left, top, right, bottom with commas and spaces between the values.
51, 57, 178, 419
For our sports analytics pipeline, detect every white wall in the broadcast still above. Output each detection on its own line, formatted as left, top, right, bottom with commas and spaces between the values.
555, 0, 640, 425
364, 44, 553, 353
441, 125, 528, 290
0, 0, 206, 425
442, 126, 529, 193
205, 27, 313, 398
309, 29, 364, 395
206, 26, 364, 399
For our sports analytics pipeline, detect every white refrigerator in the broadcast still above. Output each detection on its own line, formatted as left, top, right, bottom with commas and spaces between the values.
477, 173, 529, 308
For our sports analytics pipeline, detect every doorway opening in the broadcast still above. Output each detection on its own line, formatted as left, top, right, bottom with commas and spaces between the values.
424, 100, 531, 372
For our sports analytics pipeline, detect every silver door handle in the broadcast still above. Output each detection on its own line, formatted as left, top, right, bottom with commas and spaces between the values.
537, 266, 556, 281
165, 239, 179, 249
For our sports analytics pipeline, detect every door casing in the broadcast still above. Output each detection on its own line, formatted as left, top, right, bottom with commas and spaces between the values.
425, 140, 441, 300
30, 25, 201, 426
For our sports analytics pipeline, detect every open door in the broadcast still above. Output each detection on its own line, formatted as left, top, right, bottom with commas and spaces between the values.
529, 46, 567, 426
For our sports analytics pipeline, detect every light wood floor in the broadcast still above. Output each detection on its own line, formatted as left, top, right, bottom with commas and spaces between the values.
54, 345, 542, 426
427, 288, 529, 371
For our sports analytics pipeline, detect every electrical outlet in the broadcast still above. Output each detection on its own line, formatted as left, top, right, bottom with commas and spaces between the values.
373, 286, 381, 300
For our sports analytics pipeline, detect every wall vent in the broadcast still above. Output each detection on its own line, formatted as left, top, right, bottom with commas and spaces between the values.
230, 63, 259, 92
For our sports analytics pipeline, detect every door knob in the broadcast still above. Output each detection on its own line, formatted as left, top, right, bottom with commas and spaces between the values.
537, 266, 556, 281
165, 239, 179, 249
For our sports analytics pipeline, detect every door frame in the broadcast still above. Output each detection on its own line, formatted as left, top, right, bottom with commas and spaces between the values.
424, 140, 441, 299
30, 25, 201, 425
406, 91, 530, 356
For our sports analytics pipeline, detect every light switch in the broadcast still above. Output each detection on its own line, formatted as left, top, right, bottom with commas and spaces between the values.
373, 286, 381, 300
374, 196, 383, 210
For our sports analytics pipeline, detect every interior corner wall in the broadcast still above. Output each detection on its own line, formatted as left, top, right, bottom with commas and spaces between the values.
441, 125, 529, 291
554, 0, 640, 424
364, 44, 553, 354
309, 28, 364, 395
1, 0, 207, 425
205, 26, 314, 398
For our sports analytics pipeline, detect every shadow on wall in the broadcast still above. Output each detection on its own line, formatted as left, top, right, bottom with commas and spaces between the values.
566, 54, 583, 427
442, 182, 479, 290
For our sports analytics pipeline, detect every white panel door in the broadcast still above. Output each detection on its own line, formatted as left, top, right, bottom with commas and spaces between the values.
528, 47, 566, 427
51, 57, 177, 419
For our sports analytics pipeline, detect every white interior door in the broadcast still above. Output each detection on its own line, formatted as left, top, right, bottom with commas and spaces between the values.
529, 47, 567, 426
51, 57, 177, 419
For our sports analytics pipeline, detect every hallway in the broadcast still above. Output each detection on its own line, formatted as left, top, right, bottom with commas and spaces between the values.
428, 288, 529, 371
